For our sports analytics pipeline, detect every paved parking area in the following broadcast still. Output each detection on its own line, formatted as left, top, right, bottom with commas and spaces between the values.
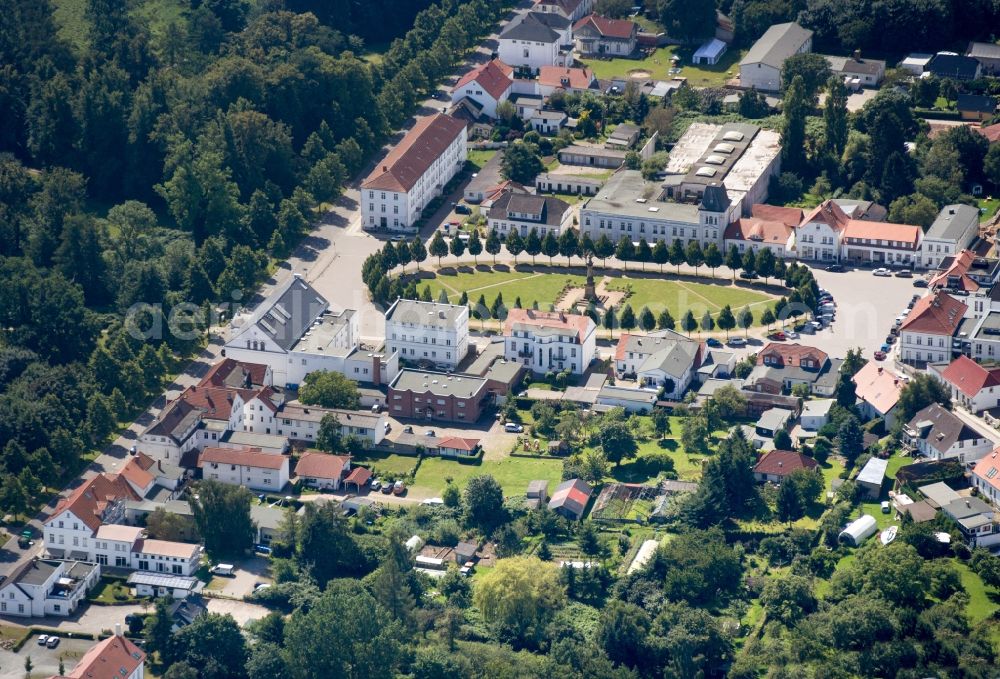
0, 635, 95, 679
207, 557, 272, 599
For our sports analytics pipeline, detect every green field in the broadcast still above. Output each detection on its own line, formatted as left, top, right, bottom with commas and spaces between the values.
580, 45, 745, 88
954, 561, 1000, 623
467, 149, 498, 172
423, 269, 778, 325
412, 456, 564, 496
352, 452, 421, 478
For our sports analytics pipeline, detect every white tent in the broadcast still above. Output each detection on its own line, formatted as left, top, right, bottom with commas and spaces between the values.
839, 514, 878, 547
692, 39, 728, 65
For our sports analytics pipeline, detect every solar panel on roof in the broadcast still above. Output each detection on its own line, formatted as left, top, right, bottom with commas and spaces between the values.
273, 303, 291, 319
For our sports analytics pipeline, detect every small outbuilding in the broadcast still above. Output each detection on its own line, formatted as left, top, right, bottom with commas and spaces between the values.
839, 514, 878, 547
692, 38, 727, 65
856, 456, 888, 499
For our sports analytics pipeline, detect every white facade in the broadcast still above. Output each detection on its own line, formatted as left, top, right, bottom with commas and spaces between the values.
497, 13, 573, 73
919, 205, 981, 269
738, 23, 813, 92
0, 560, 100, 618
385, 299, 470, 370
488, 204, 573, 238
795, 219, 842, 262
199, 453, 289, 492
276, 405, 387, 445
900, 330, 953, 364
504, 311, 596, 375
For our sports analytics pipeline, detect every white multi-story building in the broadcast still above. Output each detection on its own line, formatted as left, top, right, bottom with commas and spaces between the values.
498, 11, 573, 73
614, 331, 702, 399
840, 219, 922, 267
198, 445, 290, 492
899, 291, 967, 364
487, 188, 573, 238
795, 200, 849, 262
919, 204, 981, 270
385, 298, 470, 370
450, 59, 514, 120
930, 355, 1000, 413
580, 171, 738, 249
224, 276, 398, 389
361, 113, 467, 232
0, 559, 100, 618
276, 403, 387, 446
504, 309, 596, 375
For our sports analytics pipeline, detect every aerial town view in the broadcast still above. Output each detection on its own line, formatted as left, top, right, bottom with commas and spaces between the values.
3, 0, 1000, 677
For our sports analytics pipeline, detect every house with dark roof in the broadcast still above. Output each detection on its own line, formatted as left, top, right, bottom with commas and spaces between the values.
199, 358, 272, 390
957, 93, 998, 122
498, 12, 573, 73
361, 113, 467, 232
903, 402, 993, 463
223, 275, 397, 389
752, 450, 818, 483
0, 558, 99, 618
450, 59, 514, 120
526, 480, 550, 508
487, 188, 573, 238
823, 53, 885, 88
899, 291, 968, 364
941, 496, 1000, 548
739, 22, 813, 92
614, 330, 703, 399
926, 52, 982, 81
573, 14, 637, 57
746, 343, 841, 396
549, 478, 593, 519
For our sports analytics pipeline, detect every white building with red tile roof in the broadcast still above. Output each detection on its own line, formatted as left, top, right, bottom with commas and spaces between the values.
198, 445, 290, 492
65, 630, 146, 679
899, 291, 968, 364
437, 437, 481, 457
504, 309, 596, 375
972, 450, 1000, 508
852, 362, 904, 428
795, 200, 850, 262
724, 216, 795, 258
840, 219, 922, 267
450, 59, 514, 119
573, 14, 638, 56
931, 355, 1000, 413
536, 65, 598, 96
294, 451, 351, 490
361, 113, 467, 232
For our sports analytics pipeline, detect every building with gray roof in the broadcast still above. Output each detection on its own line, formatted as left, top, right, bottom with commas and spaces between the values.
614, 330, 702, 399
385, 298, 470, 370
904, 403, 993, 463
596, 385, 658, 413
920, 204, 981, 269
967, 41, 1000, 75
488, 189, 573, 239
498, 12, 573, 73
739, 22, 813, 91
856, 456, 888, 499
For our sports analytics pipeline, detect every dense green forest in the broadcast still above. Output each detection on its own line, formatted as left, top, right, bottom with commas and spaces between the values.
0, 0, 507, 515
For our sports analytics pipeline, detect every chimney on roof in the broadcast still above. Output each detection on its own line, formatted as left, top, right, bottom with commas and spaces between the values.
877, 366, 883, 374
115, 622, 122, 637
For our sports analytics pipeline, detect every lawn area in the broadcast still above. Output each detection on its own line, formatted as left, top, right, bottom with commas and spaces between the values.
412, 455, 564, 496
606, 276, 778, 325
858, 501, 897, 531
884, 452, 914, 480
954, 560, 1000, 623
426, 269, 587, 308
978, 196, 1000, 223
53, 0, 188, 47
580, 45, 745, 88
820, 459, 845, 493
89, 578, 139, 604
609, 429, 706, 484
352, 451, 421, 478
467, 149, 498, 172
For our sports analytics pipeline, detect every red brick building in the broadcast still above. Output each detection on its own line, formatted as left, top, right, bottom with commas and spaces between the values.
388, 369, 490, 422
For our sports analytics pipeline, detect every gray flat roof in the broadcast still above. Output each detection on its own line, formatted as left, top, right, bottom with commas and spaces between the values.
16, 560, 60, 587
582, 170, 700, 222
250, 503, 289, 530
386, 299, 467, 327
856, 456, 888, 486
598, 385, 658, 403
559, 144, 627, 160
926, 204, 980, 242
219, 430, 288, 450
390, 369, 487, 399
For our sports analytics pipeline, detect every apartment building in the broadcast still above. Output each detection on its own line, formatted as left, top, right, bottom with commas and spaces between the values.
503, 309, 596, 375
385, 298, 470, 370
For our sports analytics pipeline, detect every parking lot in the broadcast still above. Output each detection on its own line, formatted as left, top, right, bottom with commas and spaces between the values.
0, 634, 94, 679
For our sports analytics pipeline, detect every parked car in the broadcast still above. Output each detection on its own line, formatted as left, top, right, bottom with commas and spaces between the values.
380, 483, 394, 494
504, 422, 524, 433
254, 544, 272, 556
454, 204, 472, 215
253, 583, 271, 592
880, 343, 891, 353
885, 334, 896, 344
873, 268, 891, 276
895, 269, 912, 278
424, 429, 436, 437
825, 264, 845, 272
739, 271, 759, 280
881, 501, 891, 514
913, 279, 929, 288
403, 425, 413, 434
874, 350, 887, 361
210, 564, 235, 577
393, 480, 406, 496
706, 337, 723, 348
785, 330, 799, 339
46, 636, 60, 649
767, 331, 786, 341
37, 635, 49, 646
799, 324, 816, 334
728, 337, 747, 347
390, 235, 405, 242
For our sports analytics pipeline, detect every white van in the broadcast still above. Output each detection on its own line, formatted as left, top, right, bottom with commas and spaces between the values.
211, 563, 235, 576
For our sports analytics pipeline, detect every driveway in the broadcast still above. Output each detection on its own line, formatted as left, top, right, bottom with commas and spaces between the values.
0, 635, 95, 679
207, 557, 272, 599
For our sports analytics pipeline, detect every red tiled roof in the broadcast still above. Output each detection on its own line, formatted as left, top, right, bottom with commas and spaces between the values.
437, 437, 480, 451
751, 204, 803, 227
973, 450, 1000, 495
573, 13, 637, 39
899, 291, 968, 335
177, 385, 255, 422
67, 634, 145, 679
453, 59, 513, 102
295, 451, 350, 480
852, 362, 903, 414
199, 446, 288, 470
753, 450, 818, 477
842, 219, 921, 247
756, 342, 829, 368
538, 65, 596, 90
800, 200, 850, 231
49, 474, 140, 533
362, 113, 467, 193
976, 123, 1000, 143
929, 250, 981, 292
344, 466, 372, 486
199, 358, 270, 389
939, 355, 1000, 398
724, 217, 793, 245
504, 308, 594, 342
117, 456, 155, 492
